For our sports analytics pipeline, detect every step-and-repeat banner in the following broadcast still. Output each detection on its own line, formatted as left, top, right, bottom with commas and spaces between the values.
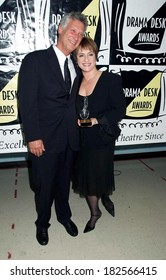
0, 0, 166, 153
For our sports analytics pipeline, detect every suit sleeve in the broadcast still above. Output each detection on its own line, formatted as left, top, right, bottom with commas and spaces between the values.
18, 53, 41, 142
97, 73, 126, 136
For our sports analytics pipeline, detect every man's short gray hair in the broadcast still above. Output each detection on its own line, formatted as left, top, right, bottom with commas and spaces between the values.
60, 11, 88, 32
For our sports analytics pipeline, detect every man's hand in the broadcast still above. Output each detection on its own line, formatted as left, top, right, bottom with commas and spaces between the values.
28, 140, 45, 157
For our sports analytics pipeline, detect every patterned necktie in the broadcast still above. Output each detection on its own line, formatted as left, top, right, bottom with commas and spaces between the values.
64, 58, 71, 93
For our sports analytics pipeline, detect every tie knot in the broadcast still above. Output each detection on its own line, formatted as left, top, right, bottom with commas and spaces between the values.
65, 57, 68, 66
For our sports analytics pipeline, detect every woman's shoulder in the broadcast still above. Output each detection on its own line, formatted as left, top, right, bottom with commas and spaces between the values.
101, 70, 122, 82
102, 70, 120, 77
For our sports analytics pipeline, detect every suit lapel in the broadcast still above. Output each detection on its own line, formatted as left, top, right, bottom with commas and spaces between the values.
47, 46, 66, 90
46, 46, 81, 100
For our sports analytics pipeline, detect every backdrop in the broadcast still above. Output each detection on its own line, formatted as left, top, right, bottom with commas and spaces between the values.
0, 0, 166, 154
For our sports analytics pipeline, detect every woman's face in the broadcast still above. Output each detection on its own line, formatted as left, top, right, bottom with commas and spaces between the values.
76, 47, 96, 72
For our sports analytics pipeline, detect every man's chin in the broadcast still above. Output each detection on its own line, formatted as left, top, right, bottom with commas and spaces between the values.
70, 46, 77, 52
69, 42, 79, 51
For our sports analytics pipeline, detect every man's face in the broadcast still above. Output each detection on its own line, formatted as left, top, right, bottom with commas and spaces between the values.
57, 19, 85, 55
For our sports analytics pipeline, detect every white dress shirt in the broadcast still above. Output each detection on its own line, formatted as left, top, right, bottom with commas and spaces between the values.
53, 45, 76, 89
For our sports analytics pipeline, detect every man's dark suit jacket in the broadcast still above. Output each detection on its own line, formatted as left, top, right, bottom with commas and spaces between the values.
18, 46, 80, 153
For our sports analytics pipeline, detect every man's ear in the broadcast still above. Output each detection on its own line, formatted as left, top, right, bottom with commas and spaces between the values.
58, 25, 63, 35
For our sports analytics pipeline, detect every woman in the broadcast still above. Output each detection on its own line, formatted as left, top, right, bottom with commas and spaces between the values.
72, 37, 126, 233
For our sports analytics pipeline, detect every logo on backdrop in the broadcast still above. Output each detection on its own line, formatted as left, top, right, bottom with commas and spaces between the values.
110, 0, 166, 65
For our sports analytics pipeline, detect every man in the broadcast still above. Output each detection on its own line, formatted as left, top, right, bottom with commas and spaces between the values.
18, 12, 88, 245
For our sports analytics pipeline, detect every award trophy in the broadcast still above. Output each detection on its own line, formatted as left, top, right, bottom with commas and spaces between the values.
79, 96, 92, 127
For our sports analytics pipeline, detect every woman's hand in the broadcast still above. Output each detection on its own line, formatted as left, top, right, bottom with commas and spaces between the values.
90, 118, 98, 126
77, 118, 98, 127
77, 119, 81, 126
